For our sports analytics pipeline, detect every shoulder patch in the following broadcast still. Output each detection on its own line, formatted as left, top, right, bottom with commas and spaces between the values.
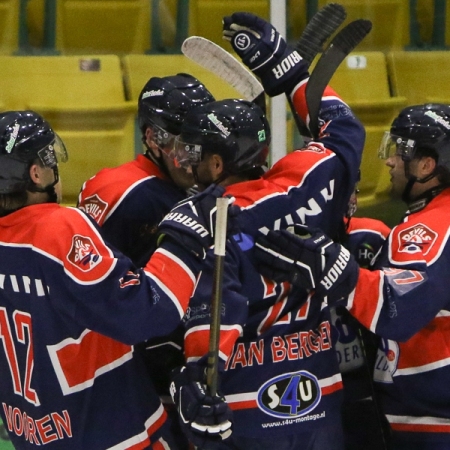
304, 142, 326, 153
397, 223, 437, 256
78, 194, 108, 225
67, 235, 102, 271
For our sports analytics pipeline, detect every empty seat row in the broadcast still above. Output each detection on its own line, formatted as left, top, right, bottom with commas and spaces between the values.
6, 0, 450, 55
0, 49, 447, 208
13, 0, 271, 55
0, 53, 245, 204
322, 49, 450, 208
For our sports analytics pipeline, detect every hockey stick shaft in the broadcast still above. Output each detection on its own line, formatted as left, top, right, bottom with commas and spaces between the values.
206, 197, 229, 396
289, 3, 346, 137
305, 19, 373, 139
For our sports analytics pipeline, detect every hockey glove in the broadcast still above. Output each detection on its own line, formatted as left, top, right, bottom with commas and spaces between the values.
254, 224, 359, 303
223, 12, 309, 97
170, 365, 233, 450
158, 184, 237, 260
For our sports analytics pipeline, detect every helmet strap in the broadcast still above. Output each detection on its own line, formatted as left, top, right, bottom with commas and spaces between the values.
401, 176, 417, 203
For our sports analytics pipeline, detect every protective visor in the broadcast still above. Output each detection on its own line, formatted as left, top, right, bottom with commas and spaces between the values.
169, 136, 202, 169
149, 121, 177, 151
37, 134, 68, 168
378, 131, 416, 161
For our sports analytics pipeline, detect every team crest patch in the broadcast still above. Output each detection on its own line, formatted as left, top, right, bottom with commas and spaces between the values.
67, 235, 102, 271
79, 194, 108, 224
397, 223, 437, 255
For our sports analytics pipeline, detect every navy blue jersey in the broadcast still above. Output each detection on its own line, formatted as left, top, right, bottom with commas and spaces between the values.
341, 188, 450, 445
183, 81, 365, 443
0, 203, 199, 449
78, 154, 186, 267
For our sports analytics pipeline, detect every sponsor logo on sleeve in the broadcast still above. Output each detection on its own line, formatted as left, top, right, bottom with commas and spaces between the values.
67, 235, 102, 271
257, 370, 321, 418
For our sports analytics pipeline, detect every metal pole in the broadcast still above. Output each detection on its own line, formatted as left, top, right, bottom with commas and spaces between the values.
270, 0, 288, 164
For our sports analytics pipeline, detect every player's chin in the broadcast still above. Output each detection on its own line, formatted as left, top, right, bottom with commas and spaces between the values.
172, 169, 195, 190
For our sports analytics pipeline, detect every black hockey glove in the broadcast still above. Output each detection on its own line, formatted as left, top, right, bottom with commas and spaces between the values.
223, 12, 309, 97
170, 365, 233, 450
158, 184, 237, 260
254, 224, 359, 303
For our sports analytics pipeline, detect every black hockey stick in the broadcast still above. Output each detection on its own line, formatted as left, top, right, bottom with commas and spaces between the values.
290, 2, 347, 136
295, 3, 347, 66
206, 197, 228, 396
182, 5, 346, 121
306, 19, 373, 139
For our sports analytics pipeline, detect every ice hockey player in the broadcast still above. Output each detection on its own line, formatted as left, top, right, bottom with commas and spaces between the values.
0, 110, 232, 449
167, 10, 366, 449
253, 103, 450, 450
78, 73, 215, 267
76, 74, 215, 444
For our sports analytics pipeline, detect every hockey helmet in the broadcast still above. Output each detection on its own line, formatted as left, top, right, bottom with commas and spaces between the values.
0, 110, 67, 194
379, 103, 450, 173
138, 73, 215, 145
171, 99, 270, 175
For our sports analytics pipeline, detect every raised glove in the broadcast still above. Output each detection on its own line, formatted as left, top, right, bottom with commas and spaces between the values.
158, 184, 236, 260
170, 365, 233, 450
254, 224, 359, 302
223, 12, 309, 96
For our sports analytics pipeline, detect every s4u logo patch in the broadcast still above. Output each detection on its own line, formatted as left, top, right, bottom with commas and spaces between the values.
257, 371, 321, 418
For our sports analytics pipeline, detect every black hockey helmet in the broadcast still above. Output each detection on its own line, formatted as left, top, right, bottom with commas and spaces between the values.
137, 73, 215, 139
379, 104, 450, 172
171, 98, 270, 175
0, 110, 67, 194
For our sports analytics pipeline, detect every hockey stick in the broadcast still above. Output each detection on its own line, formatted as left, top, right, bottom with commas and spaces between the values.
295, 3, 347, 66
290, 2, 347, 136
305, 19, 373, 139
182, 5, 346, 134
206, 197, 229, 396
181, 36, 266, 113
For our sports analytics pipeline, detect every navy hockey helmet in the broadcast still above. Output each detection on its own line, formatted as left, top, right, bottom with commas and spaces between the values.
137, 73, 215, 140
0, 110, 67, 194
172, 98, 271, 175
379, 103, 450, 173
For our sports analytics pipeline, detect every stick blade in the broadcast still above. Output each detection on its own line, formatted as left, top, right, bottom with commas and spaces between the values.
296, 3, 347, 66
181, 36, 264, 104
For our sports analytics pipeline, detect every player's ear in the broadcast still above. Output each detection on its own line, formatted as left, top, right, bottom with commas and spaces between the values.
145, 127, 161, 157
420, 156, 437, 177
210, 154, 224, 174
29, 163, 41, 184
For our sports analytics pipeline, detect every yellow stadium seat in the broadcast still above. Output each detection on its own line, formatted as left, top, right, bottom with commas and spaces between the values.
387, 50, 450, 105
0, 54, 135, 204
316, 0, 410, 51
312, 51, 407, 207
43, 0, 152, 55
325, 51, 406, 125
0, 0, 22, 54
122, 53, 245, 102
187, 0, 269, 47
